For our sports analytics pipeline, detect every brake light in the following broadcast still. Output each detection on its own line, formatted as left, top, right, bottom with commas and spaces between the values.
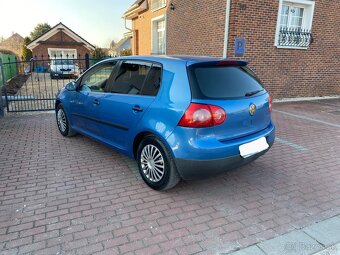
269, 95, 273, 112
216, 61, 247, 66
217, 61, 239, 66
178, 103, 226, 128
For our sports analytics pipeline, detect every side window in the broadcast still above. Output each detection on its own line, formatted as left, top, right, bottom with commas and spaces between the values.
80, 62, 116, 93
110, 61, 151, 95
141, 64, 162, 96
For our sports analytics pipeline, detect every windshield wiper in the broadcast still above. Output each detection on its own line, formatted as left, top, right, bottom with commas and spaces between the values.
245, 89, 263, 97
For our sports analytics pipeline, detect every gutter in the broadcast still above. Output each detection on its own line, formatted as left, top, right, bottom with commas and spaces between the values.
223, 0, 231, 58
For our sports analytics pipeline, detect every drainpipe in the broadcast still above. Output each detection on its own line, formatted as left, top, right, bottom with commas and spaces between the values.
124, 18, 135, 55
124, 18, 132, 32
223, 0, 231, 58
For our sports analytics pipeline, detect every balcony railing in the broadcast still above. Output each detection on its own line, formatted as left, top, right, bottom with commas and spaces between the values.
151, 0, 166, 10
278, 27, 313, 48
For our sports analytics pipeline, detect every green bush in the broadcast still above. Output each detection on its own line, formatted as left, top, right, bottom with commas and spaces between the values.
120, 49, 132, 56
21, 37, 32, 61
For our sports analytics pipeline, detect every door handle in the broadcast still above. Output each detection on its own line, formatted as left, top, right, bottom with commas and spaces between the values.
93, 99, 100, 105
132, 105, 143, 112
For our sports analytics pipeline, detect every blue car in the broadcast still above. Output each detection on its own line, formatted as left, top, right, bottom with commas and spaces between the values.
55, 56, 275, 190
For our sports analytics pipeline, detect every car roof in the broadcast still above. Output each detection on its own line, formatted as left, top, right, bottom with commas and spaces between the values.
100, 55, 246, 66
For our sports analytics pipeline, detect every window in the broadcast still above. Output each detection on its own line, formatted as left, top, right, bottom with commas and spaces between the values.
80, 62, 116, 93
151, 0, 166, 11
280, 5, 304, 29
152, 16, 166, 55
188, 66, 264, 99
110, 61, 151, 95
142, 64, 162, 96
275, 0, 315, 48
109, 61, 162, 97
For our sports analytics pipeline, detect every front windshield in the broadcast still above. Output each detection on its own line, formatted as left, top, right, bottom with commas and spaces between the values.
51, 59, 74, 65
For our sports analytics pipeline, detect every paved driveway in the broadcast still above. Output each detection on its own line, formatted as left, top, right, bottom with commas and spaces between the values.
0, 99, 339, 255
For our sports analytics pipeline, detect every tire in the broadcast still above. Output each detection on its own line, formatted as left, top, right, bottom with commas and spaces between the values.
137, 135, 180, 190
56, 104, 76, 137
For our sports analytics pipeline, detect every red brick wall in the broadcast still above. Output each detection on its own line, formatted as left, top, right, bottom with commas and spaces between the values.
166, 0, 226, 57
166, 0, 340, 99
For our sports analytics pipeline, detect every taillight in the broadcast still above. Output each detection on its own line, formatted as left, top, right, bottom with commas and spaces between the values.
269, 95, 273, 112
178, 103, 226, 128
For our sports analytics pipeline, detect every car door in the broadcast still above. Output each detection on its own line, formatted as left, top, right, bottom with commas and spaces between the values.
70, 61, 117, 137
97, 60, 162, 152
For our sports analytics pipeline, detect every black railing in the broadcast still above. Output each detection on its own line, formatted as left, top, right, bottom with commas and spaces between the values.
0, 54, 113, 112
278, 27, 313, 48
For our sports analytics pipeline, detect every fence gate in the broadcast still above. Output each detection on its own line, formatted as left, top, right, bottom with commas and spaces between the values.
0, 54, 106, 113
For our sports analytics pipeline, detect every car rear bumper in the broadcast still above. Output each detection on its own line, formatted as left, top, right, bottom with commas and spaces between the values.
168, 123, 275, 180
175, 140, 274, 180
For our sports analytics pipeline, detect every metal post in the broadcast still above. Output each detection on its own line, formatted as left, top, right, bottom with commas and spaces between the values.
0, 58, 5, 117
85, 53, 90, 70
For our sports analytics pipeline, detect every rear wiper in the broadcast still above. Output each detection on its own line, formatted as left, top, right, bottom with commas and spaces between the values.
245, 89, 263, 97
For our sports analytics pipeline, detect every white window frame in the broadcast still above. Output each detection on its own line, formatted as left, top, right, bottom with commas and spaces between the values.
48, 48, 77, 59
275, 0, 315, 49
151, 0, 167, 12
151, 15, 166, 55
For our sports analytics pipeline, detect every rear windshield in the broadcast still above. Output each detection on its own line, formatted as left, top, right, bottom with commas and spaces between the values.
188, 65, 264, 99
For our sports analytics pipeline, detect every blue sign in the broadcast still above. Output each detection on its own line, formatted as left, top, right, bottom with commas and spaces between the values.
235, 38, 246, 57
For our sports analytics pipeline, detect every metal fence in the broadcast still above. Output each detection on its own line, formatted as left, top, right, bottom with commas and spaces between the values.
0, 54, 112, 113
278, 27, 313, 48
0, 53, 18, 86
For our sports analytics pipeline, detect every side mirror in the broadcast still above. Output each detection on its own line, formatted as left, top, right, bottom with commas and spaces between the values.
65, 82, 77, 91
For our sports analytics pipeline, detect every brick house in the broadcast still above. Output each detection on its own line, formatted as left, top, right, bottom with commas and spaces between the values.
0, 33, 24, 59
123, 0, 340, 99
27, 22, 95, 61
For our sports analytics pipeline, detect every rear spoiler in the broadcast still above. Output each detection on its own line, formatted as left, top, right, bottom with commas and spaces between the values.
188, 60, 248, 68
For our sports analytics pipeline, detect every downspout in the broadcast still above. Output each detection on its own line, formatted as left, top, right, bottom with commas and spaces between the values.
124, 18, 135, 55
124, 18, 132, 32
223, 0, 231, 58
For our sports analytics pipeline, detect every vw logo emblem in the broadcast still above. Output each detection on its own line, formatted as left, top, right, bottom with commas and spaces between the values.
249, 104, 256, 116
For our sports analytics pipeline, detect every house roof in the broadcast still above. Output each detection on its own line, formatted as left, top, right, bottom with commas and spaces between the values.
113, 36, 131, 53
122, 0, 148, 19
27, 22, 95, 51
0, 33, 24, 45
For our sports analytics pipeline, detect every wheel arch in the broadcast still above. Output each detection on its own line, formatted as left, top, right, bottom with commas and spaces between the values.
55, 100, 61, 111
132, 131, 173, 160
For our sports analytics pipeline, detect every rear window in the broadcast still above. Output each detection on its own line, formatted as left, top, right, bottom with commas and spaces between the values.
188, 65, 264, 99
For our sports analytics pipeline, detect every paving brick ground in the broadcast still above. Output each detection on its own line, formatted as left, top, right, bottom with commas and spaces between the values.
0, 99, 339, 255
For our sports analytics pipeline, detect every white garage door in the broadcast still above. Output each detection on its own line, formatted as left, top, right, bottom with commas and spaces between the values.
48, 48, 77, 59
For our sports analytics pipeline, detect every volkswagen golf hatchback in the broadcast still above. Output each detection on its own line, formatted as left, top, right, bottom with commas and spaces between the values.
55, 56, 275, 190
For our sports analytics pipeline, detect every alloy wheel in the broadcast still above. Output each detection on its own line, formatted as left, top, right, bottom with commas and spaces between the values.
57, 109, 67, 133
140, 144, 165, 182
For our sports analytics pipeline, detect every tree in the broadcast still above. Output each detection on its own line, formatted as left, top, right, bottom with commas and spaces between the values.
30, 23, 51, 41
120, 49, 132, 56
91, 46, 106, 59
105, 39, 116, 49
21, 37, 32, 61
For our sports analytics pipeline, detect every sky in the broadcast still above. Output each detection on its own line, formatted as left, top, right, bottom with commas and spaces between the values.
0, 0, 135, 47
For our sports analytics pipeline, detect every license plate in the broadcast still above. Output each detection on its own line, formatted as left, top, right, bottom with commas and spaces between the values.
239, 137, 269, 158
